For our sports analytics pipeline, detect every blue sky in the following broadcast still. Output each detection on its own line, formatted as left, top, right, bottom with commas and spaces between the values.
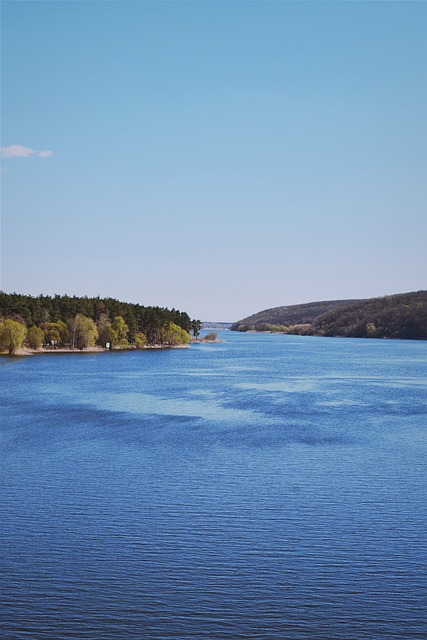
1, 1, 426, 321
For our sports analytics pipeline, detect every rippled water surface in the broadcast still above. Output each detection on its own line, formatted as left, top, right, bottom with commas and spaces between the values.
1, 332, 427, 639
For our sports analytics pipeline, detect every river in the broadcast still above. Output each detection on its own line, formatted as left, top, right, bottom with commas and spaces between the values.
1, 331, 426, 639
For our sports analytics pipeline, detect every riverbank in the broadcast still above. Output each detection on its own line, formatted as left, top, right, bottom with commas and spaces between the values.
9, 344, 190, 356
2, 335, 225, 357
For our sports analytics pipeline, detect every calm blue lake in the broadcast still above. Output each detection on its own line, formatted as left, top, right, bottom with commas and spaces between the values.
1, 331, 426, 639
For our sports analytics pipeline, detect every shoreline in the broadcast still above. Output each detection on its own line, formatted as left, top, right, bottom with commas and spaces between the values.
2, 337, 224, 357
8, 344, 190, 357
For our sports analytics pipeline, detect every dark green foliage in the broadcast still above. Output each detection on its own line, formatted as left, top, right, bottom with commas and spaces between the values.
0, 292, 199, 346
191, 319, 202, 337
231, 299, 362, 332
231, 291, 427, 340
312, 291, 427, 339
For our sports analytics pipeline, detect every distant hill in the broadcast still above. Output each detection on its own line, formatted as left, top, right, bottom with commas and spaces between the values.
231, 291, 427, 340
231, 299, 362, 331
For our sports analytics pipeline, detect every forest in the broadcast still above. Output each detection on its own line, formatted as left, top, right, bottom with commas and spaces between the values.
231, 291, 427, 340
231, 299, 361, 331
0, 292, 202, 354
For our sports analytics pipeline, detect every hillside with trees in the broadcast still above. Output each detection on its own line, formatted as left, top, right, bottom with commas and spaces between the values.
0, 292, 202, 354
231, 299, 362, 332
231, 291, 427, 340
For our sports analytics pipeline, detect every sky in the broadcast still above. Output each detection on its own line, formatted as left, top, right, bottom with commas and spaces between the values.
1, 1, 426, 321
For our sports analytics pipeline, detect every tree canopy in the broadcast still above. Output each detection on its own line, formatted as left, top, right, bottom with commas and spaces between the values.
0, 319, 27, 354
231, 291, 427, 340
0, 292, 200, 351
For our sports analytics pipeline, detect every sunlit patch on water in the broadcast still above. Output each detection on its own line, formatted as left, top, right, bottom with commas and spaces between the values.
236, 379, 320, 393
372, 377, 427, 390
84, 392, 261, 423
318, 399, 368, 407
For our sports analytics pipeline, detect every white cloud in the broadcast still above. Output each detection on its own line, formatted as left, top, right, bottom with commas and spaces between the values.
1, 144, 54, 159
1, 144, 35, 158
38, 150, 54, 158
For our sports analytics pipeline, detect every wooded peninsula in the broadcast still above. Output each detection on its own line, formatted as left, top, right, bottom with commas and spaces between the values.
0, 292, 202, 355
231, 290, 427, 340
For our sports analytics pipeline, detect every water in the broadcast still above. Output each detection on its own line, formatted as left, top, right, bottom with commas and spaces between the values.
1, 331, 426, 639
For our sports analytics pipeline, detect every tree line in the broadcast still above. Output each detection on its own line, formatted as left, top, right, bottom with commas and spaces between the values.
0, 292, 202, 354
232, 291, 427, 340
230, 299, 360, 331
311, 291, 427, 339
